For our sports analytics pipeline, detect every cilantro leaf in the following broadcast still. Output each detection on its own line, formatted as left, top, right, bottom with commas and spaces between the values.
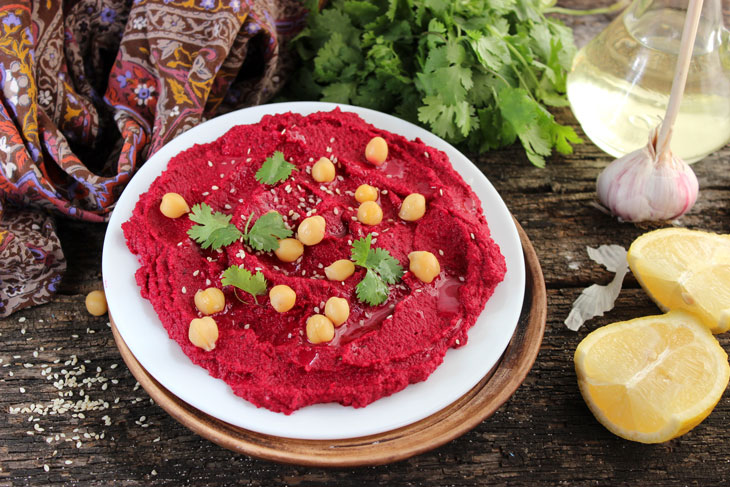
285, 0, 581, 166
221, 265, 267, 304
350, 234, 373, 267
187, 203, 243, 250
366, 248, 404, 285
255, 151, 296, 185
350, 233, 403, 306
356, 269, 390, 306
243, 211, 293, 252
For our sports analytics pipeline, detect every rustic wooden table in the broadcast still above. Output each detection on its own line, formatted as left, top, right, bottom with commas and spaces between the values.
2, 3, 730, 485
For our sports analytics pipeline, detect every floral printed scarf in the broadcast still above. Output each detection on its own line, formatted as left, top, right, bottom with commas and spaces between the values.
0, 0, 306, 316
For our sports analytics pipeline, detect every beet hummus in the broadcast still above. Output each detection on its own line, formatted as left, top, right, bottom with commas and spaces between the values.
123, 109, 506, 414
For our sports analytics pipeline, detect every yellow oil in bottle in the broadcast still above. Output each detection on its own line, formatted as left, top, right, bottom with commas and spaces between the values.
567, 7, 730, 163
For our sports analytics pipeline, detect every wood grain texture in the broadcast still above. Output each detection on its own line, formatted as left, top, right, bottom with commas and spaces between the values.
2, 1, 730, 485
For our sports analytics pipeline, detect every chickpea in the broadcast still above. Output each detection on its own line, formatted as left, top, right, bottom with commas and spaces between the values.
85, 290, 108, 316
357, 201, 383, 226
324, 259, 355, 282
297, 215, 326, 246
312, 157, 336, 183
194, 287, 225, 315
408, 251, 441, 283
160, 192, 190, 218
365, 136, 388, 166
188, 316, 219, 351
355, 184, 378, 203
325, 297, 350, 327
270, 284, 297, 313
306, 314, 335, 344
275, 238, 304, 263
399, 193, 426, 222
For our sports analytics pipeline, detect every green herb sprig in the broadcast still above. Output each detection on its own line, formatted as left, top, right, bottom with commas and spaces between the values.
255, 151, 297, 185
287, 0, 582, 167
187, 203, 292, 251
351, 234, 404, 306
221, 265, 267, 304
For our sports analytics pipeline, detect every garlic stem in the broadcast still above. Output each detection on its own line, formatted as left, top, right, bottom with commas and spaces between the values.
655, 0, 705, 158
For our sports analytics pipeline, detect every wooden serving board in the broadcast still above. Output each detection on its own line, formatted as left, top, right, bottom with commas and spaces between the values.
110, 220, 546, 467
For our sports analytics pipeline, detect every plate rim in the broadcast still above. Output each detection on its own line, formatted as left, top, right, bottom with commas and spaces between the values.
102, 101, 526, 440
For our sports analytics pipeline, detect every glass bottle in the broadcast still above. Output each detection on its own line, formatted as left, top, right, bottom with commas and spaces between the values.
566, 0, 730, 163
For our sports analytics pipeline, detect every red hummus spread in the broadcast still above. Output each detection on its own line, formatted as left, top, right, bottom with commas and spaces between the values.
123, 109, 506, 414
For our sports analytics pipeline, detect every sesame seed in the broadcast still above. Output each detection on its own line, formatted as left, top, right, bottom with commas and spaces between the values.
224, 204, 231, 210
19, 317, 26, 323
181, 287, 186, 294
211, 185, 219, 190
329, 137, 335, 143
470, 233, 475, 240
193, 270, 200, 277
44, 465, 49, 472
455, 339, 460, 345
207, 161, 213, 167
202, 191, 209, 196
438, 249, 444, 256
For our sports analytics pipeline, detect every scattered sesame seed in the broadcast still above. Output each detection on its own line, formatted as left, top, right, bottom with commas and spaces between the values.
211, 185, 219, 190
19, 317, 26, 323
193, 270, 200, 277
438, 249, 444, 256
207, 161, 213, 167
44, 465, 49, 472
181, 287, 186, 294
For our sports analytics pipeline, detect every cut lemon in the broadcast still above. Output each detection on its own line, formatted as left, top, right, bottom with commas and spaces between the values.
575, 310, 729, 443
627, 228, 730, 333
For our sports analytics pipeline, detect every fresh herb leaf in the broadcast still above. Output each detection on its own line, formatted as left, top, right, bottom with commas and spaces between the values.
350, 234, 404, 306
187, 203, 243, 250
285, 0, 581, 166
356, 269, 390, 306
367, 248, 404, 285
350, 233, 373, 267
243, 212, 293, 252
255, 151, 296, 185
221, 265, 268, 304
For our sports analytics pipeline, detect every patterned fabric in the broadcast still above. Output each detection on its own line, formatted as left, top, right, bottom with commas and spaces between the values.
0, 0, 306, 317
0, 0, 306, 220
0, 197, 66, 317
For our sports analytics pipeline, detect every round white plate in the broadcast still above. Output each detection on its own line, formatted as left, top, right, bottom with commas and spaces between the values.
102, 102, 525, 440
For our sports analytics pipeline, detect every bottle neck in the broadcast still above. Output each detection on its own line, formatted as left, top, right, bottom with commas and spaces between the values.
624, 0, 724, 54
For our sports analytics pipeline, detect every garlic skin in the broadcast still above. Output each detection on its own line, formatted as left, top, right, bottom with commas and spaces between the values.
596, 130, 699, 222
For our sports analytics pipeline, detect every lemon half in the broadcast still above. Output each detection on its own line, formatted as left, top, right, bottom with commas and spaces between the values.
627, 228, 730, 333
575, 310, 729, 443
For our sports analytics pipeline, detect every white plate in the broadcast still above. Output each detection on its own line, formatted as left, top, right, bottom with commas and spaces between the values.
102, 102, 525, 440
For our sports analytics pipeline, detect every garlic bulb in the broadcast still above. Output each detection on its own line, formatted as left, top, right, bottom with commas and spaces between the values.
597, 0, 703, 223
597, 128, 698, 222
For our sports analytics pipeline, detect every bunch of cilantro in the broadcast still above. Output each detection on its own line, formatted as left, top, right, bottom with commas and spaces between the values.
287, 0, 581, 167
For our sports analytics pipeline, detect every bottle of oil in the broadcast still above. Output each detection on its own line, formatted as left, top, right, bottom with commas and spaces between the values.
567, 0, 730, 163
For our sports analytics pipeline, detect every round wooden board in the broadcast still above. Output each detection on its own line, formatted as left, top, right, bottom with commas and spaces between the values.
110, 219, 546, 467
